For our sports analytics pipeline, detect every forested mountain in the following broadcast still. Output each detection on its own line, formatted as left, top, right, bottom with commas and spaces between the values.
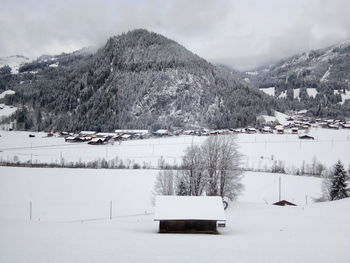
1, 29, 276, 132
0, 55, 31, 74
242, 40, 350, 118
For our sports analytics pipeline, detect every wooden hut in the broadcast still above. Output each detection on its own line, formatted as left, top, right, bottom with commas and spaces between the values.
154, 196, 226, 234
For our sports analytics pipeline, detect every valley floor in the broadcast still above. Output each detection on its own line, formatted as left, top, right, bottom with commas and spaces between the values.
0, 127, 349, 172
0, 167, 349, 263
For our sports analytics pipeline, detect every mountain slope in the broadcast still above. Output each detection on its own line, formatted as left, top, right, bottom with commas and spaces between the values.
243, 40, 350, 118
0, 55, 31, 74
4, 29, 276, 131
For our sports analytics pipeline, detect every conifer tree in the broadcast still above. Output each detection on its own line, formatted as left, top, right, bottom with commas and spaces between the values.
329, 161, 349, 201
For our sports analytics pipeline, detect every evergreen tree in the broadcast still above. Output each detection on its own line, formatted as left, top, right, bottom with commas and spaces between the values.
176, 180, 188, 196
329, 161, 349, 201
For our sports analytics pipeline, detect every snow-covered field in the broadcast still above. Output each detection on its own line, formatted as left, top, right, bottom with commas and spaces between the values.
260, 87, 318, 99
0, 104, 17, 120
334, 89, 350, 104
259, 87, 275, 96
0, 127, 349, 171
0, 166, 349, 263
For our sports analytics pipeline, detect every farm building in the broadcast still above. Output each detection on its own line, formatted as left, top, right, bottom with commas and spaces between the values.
153, 129, 170, 136
299, 134, 314, 140
262, 126, 272, 133
341, 123, 350, 129
88, 138, 107, 145
275, 125, 284, 134
154, 196, 226, 234
291, 127, 299, 134
79, 131, 96, 137
246, 127, 257, 134
273, 200, 297, 206
114, 129, 149, 136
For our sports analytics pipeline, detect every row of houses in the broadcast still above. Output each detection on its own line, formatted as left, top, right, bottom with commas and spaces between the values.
59, 115, 349, 144
62, 129, 176, 144
285, 114, 350, 130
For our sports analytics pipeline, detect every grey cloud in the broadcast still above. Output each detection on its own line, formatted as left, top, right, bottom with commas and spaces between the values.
1, 0, 350, 70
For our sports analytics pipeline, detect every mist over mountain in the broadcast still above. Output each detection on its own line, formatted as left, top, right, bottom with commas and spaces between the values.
1, 29, 276, 132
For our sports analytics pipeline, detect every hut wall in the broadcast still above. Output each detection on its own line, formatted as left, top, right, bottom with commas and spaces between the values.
159, 220, 217, 233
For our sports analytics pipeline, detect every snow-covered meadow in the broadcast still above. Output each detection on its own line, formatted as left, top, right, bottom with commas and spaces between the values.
0, 166, 349, 263
0, 127, 349, 171
0, 126, 349, 262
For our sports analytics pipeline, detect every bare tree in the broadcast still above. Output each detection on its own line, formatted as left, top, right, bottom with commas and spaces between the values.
181, 145, 206, 196
154, 170, 175, 196
178, 135, 243, 200
153, 135, 243, 201
202, 135, 221, 196
217, 135, 243, 200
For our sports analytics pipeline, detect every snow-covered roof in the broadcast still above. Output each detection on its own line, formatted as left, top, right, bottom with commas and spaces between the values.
96, 132, 116, 137
79, 131, 96, 135
115, 129, 149, 134
154, 129, 169, 134
90, 138, 103, 142
0, 89, 16, 99
154, 196, 225, 221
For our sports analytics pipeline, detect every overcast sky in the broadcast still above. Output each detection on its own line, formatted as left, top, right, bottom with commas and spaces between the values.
1, 0, 350, 70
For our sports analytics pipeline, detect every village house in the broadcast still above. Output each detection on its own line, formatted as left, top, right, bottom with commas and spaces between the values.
154, 196, 226, 234
79, 131, 96, 137
262, 126, 273, 133
341, 123, 350, 129
153, 129, 170, 136
275, 125, 284, 134
291, 127, 299, 134
115, 129, 149, 136
246, 127, 257, 134
65, 136, 86, 143
88, 137, 106, 145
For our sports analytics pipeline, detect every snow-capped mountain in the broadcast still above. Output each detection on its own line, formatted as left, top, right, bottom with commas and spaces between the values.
245, 39, 350, 92
4, 29, 275, 131
0, 55, 31, 74
239, 40, 350, 117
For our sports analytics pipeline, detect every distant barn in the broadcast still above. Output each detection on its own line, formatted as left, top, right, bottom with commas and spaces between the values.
299, 134, 314, 140
154, 196, 226, 234
273, 200, 297, 206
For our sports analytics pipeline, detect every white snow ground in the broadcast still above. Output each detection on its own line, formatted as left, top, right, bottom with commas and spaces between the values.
0, 128, 349, 171
0, 166, 349, 263
0, 104, 17, 120
260, 87, 275, 96
0, 89, 16, 99
0, 56, 30, 73
334, 90, 350, 104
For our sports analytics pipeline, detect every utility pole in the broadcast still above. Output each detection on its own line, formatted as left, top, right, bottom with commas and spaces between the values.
109, 200, 112, 220
279, 176, 281, 201
29, 201, 32, 221
30, 142, 33, 165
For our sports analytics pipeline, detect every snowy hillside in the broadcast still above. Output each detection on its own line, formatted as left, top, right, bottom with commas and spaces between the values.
0, 55, 31, 73
0, 166, 349, 263
245, 39, 350, 117
5, 29, 275, 131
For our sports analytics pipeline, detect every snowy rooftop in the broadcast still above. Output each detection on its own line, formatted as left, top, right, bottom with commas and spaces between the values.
154, 196, 226, 221
114, 129, 149, 134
